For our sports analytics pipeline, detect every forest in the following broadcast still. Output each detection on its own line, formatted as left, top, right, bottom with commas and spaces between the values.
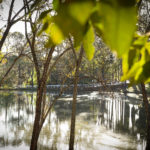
0, 0, 150, 150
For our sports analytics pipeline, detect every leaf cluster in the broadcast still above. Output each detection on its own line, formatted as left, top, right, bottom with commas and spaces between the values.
122, 34, 150, 84
38, 0, 150, 84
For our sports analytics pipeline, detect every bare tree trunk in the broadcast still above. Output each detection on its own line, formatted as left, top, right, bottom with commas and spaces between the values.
69, 48, 84, 150
0, 25, 11, 51
30, 87, 44, 150
23, 1, 72, 148
69, 69, 79, 150
141, 83, 150, 150
0, 0, 15, 51
30, 50, 54, 150
31, 67, 34, 88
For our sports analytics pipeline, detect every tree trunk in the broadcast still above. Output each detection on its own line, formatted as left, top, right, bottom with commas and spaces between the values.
141, 83, 150, 150
69, 48, 83, 150
30, 46, 55, 150
31, 67, 34, 88
30, 88, 43, 150
69, 70, 79, 150
0, 25, 11, 51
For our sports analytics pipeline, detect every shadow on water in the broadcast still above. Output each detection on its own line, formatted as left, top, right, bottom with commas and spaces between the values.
0, 91, 147, 150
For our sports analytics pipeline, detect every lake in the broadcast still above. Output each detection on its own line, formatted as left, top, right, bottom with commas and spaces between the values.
0, 91, 146, 150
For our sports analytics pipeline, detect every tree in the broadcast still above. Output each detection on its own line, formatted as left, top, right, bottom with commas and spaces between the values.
39, 0, 150, 149
40, 0, 139, 82
0, 32, 32, 87
23, 1, 73, 149
0, 0, 34, 51
80, 37, 120, 86
1, 0, 150, 149
69, 40, 84, 150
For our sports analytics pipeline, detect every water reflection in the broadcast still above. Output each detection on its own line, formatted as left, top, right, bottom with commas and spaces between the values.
0, 91, 146, 150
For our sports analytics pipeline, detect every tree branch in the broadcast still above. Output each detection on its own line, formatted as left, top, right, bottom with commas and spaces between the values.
24, 0, 41, 83
0, 54, 22, 87
8, 0, 15, 23
47, 47, 71, 76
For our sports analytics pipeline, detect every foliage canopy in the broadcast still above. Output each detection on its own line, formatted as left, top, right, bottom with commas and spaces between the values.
0, 0, 148, 85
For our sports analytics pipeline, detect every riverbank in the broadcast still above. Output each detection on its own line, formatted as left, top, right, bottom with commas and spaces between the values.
1, 83, 149, 94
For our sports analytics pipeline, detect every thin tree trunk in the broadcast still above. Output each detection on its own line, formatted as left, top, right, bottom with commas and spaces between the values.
31, 67, 34, 88
141, 83, 150, 150
30, 87, 44, 150
0, 0, 15, 51
0, 25, 11, 51
69, 69, 79, 150
30, 82, 47, 150
30, 47, 55, 150
69, 48, 84, 150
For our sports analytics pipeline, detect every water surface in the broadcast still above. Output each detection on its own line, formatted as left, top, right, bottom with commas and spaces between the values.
0, 91, 146, 150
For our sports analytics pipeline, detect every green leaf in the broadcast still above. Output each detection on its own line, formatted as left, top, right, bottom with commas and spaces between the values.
83, 24, 95, 60
39, 1, 95, 46
121, 34, 150, 84
52, 1, 94, 40
53, 0, 59, 10
146, 42, 150, 55
38, 14, 52, 36
117, 0, 136, 7
133, 34, 148, 47
45, 37, 54, 48
90, 6, 103, 36
39, 10, 51, 21
45, 23, 65, 45
97, 0, 137, 57
68, 1, 94, 25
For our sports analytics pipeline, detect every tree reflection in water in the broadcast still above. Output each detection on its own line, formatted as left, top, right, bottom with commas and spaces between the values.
0, 91, 146, 150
